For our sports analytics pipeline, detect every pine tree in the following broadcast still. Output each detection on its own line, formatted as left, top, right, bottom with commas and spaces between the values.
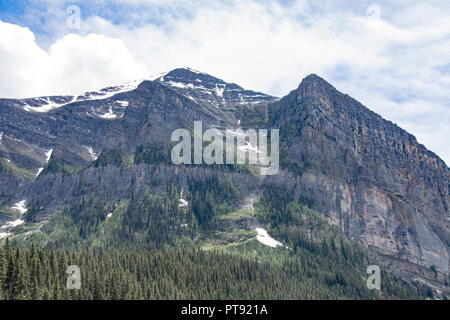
0, 246, 6, 300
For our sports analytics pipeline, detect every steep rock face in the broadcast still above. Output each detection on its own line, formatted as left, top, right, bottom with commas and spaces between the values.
269, 74, 449, 288
102, 80, 235, 152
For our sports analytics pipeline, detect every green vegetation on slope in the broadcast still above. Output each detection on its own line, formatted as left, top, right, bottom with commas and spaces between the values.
0, 239, 430, 300
0, 171, 435, 300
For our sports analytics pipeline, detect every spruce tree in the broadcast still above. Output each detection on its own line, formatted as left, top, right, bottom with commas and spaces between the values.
0, 246, 6, 300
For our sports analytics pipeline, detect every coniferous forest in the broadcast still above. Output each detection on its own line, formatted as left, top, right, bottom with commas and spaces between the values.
0, 239, 430, 300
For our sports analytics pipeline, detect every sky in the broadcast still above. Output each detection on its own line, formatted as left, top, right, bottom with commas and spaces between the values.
0, 0, 449, 165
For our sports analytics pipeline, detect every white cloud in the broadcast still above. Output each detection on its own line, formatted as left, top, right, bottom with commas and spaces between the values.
0, 0, 449, 164
0, 21, 147, 98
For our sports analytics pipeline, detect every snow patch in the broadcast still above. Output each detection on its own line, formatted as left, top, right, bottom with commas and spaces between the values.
11, 200, 27, 214
162, 81, 215, 98
238, 143, 263, 154
0, 232, 12, 239
148, 71, 170, 81
36, 167, 44, 177
84, 146, 99, 161
215, 84, 225, 98
226, 129, 244, 137
116, 100, 129, 107
22, 97, 76, 113
166, 81, 196, 89
20, 79, 142, 113
45, 149, 53, 162
184, 67, 205, 74
99, 107, 120, 119
255, 228, 284, 248
77, 79, 142, 102
179, 199, 188, 207
225, 130, 263, 155
1, 219, 24, 228
179, 188, 189, 207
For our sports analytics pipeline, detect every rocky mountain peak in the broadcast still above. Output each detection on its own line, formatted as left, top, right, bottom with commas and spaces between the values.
295, 73, 338, 99
158, 67, 227, 87
299, 73, 334, 86
154, 67, 276, 108
269, 73, 449, 290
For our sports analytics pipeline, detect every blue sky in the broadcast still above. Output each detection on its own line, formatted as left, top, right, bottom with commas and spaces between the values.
0, 0, 449, 164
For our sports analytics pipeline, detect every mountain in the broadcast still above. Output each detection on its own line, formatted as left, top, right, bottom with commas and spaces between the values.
0, 68, 448, 295
268, 74, 449, 290
154, 67, 276, 107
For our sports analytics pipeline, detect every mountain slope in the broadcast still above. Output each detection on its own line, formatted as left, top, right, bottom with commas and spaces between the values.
268, 74, 449, 289
0, 69, 448, 295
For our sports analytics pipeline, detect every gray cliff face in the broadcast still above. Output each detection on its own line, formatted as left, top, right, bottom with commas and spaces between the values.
0, 69, 448, 291
269, 74, 449, 288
